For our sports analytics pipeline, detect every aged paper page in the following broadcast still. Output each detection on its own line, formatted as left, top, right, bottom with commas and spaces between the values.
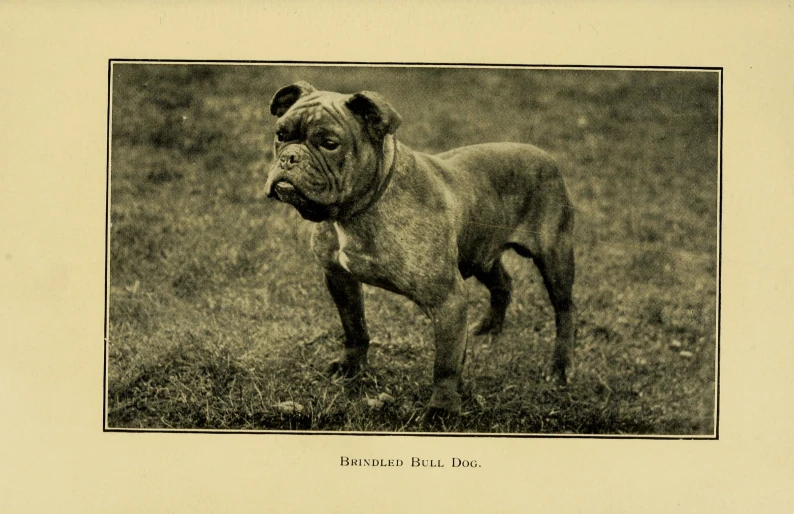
1, 1, 792, 512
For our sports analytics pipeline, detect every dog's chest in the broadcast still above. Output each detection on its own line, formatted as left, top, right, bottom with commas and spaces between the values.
311, 222, 376, 275
333, 222, 354, 272
311, 221, 417, 294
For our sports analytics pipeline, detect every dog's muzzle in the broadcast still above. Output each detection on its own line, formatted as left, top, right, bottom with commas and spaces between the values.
265, 176, 333, 222
264, 145, 307, 198
264, 145, 337, 221
268, 179, 297, 201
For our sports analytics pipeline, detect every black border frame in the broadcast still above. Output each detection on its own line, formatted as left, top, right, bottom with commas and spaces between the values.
103, 60, 723, 440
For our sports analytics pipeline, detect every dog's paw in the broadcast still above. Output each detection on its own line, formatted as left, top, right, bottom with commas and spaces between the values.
544, 360, 573, 386
327, 359, 364, 378
422, 408, 459, 430
423, 404, 462, 429
426, 389, 462, 416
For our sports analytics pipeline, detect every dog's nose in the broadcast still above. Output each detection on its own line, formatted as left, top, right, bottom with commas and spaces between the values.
279, 152, 300, 167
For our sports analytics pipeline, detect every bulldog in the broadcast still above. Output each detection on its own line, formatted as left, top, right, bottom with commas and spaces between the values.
264, 82, 576, 414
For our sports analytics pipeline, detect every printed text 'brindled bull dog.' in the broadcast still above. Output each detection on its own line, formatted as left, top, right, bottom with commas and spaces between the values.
264, 82, 576, 415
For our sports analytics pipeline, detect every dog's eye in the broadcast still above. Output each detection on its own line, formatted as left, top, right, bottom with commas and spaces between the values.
276, 130, 289, 142
321, 139, 340, 150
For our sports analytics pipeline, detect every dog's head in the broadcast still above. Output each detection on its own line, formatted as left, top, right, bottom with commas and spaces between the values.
264, 82, 401, 222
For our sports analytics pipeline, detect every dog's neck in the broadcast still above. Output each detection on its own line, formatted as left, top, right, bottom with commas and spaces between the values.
339, 134, 397, 220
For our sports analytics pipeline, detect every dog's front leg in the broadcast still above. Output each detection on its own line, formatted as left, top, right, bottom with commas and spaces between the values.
324, 268, 370, 377
425, 275, 469, 414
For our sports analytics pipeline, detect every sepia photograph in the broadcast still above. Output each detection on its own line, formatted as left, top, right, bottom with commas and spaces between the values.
105, 62, 720, 436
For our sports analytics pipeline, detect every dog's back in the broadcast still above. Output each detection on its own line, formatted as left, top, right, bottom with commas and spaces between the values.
436, 142, 561, 200
423, 142, 573, 271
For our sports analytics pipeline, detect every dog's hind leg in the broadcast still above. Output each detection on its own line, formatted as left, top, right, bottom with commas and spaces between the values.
509, 197, 576, 384
472, 259, 512, 335
535, 239, 576, 384
533, 204, 576, 384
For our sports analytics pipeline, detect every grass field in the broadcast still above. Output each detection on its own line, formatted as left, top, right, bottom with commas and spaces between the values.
106, 64, 719, 434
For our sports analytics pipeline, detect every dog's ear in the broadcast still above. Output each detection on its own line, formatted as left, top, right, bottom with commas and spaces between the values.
346, 91, 402, 140
269, 81, 317, 117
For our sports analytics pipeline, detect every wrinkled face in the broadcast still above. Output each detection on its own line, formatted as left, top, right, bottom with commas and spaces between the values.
264, 87, 391, 222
